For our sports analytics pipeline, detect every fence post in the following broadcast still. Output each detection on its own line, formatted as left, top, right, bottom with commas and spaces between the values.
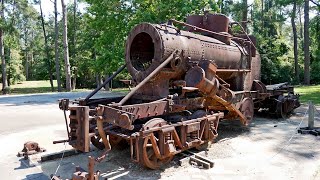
308, 101, 314, 129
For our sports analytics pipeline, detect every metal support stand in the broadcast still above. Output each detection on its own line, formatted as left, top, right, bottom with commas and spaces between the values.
298, 101, 320, 136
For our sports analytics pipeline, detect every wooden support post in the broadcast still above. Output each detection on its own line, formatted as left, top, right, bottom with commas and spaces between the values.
308, 101, 314, 129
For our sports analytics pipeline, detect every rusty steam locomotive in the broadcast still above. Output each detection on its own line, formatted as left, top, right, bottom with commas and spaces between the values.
57, 13, 300, 169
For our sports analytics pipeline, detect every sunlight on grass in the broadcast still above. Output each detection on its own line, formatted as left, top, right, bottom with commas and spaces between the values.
8, 80, 58, 94
0, 80, 129, 95
295, 85, 320, 105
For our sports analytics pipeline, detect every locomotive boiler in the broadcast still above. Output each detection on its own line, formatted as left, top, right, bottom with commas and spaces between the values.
56, 12, 300, 169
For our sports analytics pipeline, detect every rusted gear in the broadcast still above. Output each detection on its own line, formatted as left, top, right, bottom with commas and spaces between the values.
239, 98, 254, 123
139, 118, 174, 169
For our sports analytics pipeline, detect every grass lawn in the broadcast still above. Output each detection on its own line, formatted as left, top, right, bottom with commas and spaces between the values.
0, 80, 59, 94
0, 80, 129, 95
295, 85, 320, 105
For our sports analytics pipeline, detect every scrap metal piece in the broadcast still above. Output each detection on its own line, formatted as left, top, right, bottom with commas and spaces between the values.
51, 156, 100, 180
17, 141, 46, 159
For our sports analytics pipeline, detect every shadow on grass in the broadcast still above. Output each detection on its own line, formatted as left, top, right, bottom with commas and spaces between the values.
10, 87, 58, 94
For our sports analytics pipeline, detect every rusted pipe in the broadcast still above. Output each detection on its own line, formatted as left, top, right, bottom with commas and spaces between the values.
170, 19, 246, 42
117, 50, 177, 106
85, 64, 126, 102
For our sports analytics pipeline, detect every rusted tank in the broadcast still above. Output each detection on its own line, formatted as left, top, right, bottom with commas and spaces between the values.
54, 12, 300, 171
126, 21, 249, 89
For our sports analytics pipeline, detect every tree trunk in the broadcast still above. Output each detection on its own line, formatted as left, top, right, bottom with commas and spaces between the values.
303, 0, 310, 85
261, 0, 264, 32
299, 6, 303, 39
30, 51, 33, 79
7, 48, 10, 86
241, 0, 248, 33
25, 52, 29, 80
54, 0, 61, 92
291, 0, 299, 82
24, 24, 29, 80
96, 74, 102, 88
61, 0, 71, 91
0, 0, 8, 94
39, 0, 54, 92
104, 75, 109, 91
71, 0, 77, 90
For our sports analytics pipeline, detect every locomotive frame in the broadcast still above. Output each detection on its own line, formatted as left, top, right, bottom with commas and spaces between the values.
56, 12, 300, 169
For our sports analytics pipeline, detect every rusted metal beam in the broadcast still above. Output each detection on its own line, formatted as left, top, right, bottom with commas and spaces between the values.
84, 64, 126, 102
117, 50, 177, 106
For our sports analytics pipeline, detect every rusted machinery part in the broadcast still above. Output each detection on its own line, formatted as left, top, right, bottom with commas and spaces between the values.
276, 95, 287, 119
190, 110, 212, 151
126, 22, 247, 83
90, 134, 105, 150
52, 156, 100, 180
96, 118, 111, 162
85, 64, 126, 102
117, 50, 177, 106
91, 134, 128, 150
213, 95, 249, 125
17, 141, 46, 159
139, 118, 174, 169
239, 98, 254, 123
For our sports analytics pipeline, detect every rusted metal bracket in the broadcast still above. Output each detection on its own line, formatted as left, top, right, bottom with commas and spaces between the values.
179, 150, 214, 169
51, 156, 100, 180
17, 141, 46, 159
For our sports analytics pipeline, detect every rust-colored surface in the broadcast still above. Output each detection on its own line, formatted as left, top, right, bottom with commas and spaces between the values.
54, 13, 300, 171
17, 141, 46, 159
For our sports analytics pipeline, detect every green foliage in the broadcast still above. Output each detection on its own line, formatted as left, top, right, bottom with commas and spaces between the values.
1, 0, 320, 93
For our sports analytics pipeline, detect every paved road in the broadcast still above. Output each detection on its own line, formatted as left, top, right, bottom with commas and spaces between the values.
0, 91, 125, 135
0, 91, 126, 180
0, 92, 319, 180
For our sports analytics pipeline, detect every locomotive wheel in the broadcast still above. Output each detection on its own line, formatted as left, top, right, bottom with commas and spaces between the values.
275, 95, 288, 119
91, 134, 128, 150
91, 134, 105, 150
239, 98, 254, 123
139, 118, 174, 169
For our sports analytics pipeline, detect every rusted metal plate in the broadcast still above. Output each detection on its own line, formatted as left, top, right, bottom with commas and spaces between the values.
119, 100, 168, 119
186, 122, 201, 133
68, 106, 90, 152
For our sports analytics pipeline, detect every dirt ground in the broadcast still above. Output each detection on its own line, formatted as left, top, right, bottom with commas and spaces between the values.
0, 92, 319, 180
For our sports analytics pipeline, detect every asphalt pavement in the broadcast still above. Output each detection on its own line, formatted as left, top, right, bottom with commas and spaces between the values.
0, 91, 125, 135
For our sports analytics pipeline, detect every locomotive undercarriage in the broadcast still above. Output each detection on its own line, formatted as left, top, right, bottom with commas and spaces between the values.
58, 72, 299, 170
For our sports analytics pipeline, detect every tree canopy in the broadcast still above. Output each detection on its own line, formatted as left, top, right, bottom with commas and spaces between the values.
0, 0, 319, 93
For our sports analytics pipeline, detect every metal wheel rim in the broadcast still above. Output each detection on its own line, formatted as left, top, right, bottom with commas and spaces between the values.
140, 118, 174, 169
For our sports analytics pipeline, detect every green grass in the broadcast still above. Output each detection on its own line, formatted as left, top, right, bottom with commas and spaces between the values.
295, 85, 320, 105
1, 80, 59, 94
0, 80, 129, 95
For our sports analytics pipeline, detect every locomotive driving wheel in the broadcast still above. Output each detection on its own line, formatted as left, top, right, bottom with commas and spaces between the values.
91, 133, 128, 150
139, 118, 174, 169
275, 95, 288, 119
239, 98, 254, 124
